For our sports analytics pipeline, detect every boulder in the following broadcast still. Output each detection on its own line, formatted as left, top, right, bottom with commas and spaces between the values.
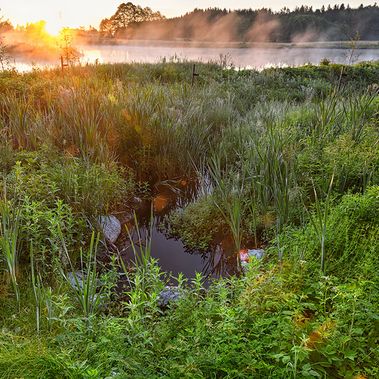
99, 215, 121, 243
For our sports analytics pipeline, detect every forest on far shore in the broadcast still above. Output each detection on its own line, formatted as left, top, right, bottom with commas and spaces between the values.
1, 3, 379, 44
99, 3, 379, 43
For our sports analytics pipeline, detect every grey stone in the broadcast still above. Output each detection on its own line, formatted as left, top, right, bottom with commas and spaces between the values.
158, 286, 182, 308
99, 215, 121, 243
66, 272, 105, 306
241, 249, 265, 270
67, 271, 85, 290
248, 249, 265, 260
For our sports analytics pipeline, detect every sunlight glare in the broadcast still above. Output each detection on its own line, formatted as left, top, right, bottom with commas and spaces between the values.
45, 21, 64, 36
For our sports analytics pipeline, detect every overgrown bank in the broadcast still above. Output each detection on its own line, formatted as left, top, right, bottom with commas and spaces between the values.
0, 61, 378, 378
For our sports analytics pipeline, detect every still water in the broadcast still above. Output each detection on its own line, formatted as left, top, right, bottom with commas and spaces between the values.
11, 44, 379, 72
116, 183, 238, 279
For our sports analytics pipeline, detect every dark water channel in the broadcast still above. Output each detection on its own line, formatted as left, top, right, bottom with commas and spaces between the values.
116, 181, 238, 279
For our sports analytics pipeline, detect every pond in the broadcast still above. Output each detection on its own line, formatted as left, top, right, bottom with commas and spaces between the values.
115, 181, 239, 279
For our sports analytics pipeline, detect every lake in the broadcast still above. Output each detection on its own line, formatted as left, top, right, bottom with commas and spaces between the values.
10, 43, 379, 72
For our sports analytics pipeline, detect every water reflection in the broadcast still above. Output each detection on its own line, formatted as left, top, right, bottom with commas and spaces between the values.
79, 44, 379, 68
117, 180, 238, 279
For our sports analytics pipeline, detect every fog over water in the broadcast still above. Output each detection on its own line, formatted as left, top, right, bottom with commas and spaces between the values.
11, 44, 379, 72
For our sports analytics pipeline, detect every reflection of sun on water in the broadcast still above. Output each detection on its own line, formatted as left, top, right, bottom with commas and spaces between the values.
80, 49, 104, 65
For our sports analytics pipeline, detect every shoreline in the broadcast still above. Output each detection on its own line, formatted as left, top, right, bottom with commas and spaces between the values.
79, 39, 379, 50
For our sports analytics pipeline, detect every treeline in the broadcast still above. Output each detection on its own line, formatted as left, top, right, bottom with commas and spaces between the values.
100, 3, 379, 42
2, 3, 379, 43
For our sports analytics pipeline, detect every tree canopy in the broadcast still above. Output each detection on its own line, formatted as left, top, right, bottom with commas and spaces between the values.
99, 2, 164, 37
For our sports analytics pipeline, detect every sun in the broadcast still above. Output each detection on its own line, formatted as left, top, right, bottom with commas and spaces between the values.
45, 21, 64, 37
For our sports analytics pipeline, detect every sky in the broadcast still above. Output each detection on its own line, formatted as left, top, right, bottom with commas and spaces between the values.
1, 0, 377, 32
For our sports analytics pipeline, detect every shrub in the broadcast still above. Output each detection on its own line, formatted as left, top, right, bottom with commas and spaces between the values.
3, 150, 135, 217
278, 186, 379, 277
165, 196, 226, 251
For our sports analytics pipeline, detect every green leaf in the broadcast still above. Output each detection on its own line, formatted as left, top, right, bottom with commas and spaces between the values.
344, 350, 357, 360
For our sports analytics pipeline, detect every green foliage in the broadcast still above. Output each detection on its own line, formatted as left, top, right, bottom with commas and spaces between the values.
21, 198, 83, 270
3, 150, 133, 216
61, 232, 104, 319
1, 260, 375, 378
166, 196, 225, 251
0, 199, 20, 304
0, 61, 378, 378
279, 186, 379, 277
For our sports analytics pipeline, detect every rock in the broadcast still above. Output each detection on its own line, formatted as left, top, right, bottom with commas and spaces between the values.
99, 215, 121, 243
247, 249, 265, 260
133, 196, 143, 204
66, 272, 104, 305
240, 248, 265, 269
67, 271, 85, 291
158, 286, 182, 308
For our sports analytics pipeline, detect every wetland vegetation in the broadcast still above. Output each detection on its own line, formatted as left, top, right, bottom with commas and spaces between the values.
0, 60, 378, 378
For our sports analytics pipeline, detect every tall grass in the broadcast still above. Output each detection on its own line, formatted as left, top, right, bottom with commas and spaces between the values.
342, 91, 377, 143
0, 198, 20, 305
60, 231, 103, 318
243, 120, 298, 244
124, 212, 153, 269
0, 95, 38, 149
309, 174, 334, 273
120, 213, 164, 325
30, 244, 43, 333
314, 90, 340, 142
208, 154, 244, 270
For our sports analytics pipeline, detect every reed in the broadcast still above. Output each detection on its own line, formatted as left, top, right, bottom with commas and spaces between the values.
208, 154, 244, 270
309, 174, 335, 273
0, 198, 20, 305
30, 244, 43, 333
60, 231, 103, 318
314, 90, 340, 142
342, 91, 377, 143
125, 212, 153, 269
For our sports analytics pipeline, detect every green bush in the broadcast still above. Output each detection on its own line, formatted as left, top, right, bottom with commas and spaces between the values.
278, 186, 379, 277
3, 150, 134, 217
165, 196, 226, 251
